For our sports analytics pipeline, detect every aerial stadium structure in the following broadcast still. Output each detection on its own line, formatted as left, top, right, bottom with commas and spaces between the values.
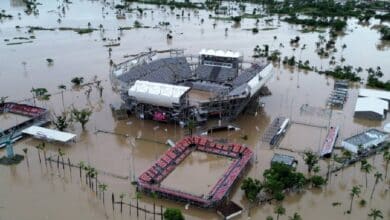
111, 49, 273, 124
137, 136, 253, 208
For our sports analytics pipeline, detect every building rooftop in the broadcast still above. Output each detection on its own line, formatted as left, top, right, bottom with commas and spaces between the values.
354, 97, 388, 117
271, 153, 297, 167
343, 129, 387, 147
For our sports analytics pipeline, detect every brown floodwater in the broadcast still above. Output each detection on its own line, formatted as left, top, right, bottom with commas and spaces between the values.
0, 0, 389, 219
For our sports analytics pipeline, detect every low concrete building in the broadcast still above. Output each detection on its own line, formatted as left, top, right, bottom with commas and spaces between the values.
342, 129, 388, 153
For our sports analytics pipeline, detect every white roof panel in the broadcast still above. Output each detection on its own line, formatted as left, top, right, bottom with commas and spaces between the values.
128, 80, 191, 108
359, 88, 390, 100
199, 49, 242, 58
354, 97, 388, 116
22, 126, 76, 143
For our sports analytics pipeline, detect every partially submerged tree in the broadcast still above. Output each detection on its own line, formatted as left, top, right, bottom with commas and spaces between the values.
241, 177, 262, 202
71, 77, 84, 86
52, 113, 69, 131
288, 212, 302, 220
71, 108, 92, 130
303, 151, 319, 174
163, 208, 185, 220
383, 150, 389, 180
370, 172, 383, 200
368, 208, 383, 220
361, 162, 373, 188
348, 185, 361, 214
274, 205, 286, 220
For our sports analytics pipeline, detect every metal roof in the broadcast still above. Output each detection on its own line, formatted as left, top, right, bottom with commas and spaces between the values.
359, 88, 390, 101
22, 126, 76, 143
354, 97, 388, 116
128, 80, 191, 108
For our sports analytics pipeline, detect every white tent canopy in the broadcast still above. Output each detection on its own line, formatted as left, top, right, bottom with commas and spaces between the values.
128, 80, 191, 108
22, 126, 76, 143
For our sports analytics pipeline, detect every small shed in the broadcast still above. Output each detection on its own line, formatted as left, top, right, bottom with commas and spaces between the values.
216, 201, 243, 220
271, 153, 298, 168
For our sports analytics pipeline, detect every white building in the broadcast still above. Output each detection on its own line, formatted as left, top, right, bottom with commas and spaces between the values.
342, 129, 388, 153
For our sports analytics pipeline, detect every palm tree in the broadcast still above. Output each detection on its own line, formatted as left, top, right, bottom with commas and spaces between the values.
289, 212, 302, 220
303, 151, 319, 174
274, 205, 286, 220
361, 163, 373, 188
383, 150, 390, 180
98, 183, 108, 204
78, 161, 86, 179
119, 193, 125, 213
348, 185, 361, 214
368, 209, 383, 220
370, 172, 383, 199
58, 84, 66, 109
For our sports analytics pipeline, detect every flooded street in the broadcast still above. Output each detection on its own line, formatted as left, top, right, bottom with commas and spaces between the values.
1, 0, 389, 219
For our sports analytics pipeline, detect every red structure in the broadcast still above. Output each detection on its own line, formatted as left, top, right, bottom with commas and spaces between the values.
319, 126, 339, 158
0, 102, 49, 147
137, 136, 253, 208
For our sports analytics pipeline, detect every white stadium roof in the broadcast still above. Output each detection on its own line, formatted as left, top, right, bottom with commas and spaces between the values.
128, 80, 191, 108
359, 88, 390, 101
354, 97, 388, 117
199, 49, 242, 58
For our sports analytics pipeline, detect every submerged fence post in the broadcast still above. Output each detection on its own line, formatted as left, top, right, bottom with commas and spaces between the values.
136, 197, 139, 217
129, 200, 131, 216
153, 203, 155, 220
161, 206, 163, 220
144, 205, 147, 220
62, 157, 65, 170
68, 158, 71, 173
112, 193, 115, 211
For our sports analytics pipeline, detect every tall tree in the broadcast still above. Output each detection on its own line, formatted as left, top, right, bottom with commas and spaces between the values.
303, 151, 319, 174
370, 172, 383, 200
368, 209, 383, 220
348, 185, 361, 214
361, 163, 373, 188
383, 150, 390, 180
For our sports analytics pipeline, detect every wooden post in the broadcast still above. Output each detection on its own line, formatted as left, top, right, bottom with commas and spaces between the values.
161, 206, 163, 220
153, 203, 155, 220
37, 150, 41, 163
120, 199, 123, 213
129, 200, 131, 215
44, 151, 47, 167
49, 154, 52, 169
79, 166, 82, 179
144, 205, 146, 220
136, 197, 139, 217
95, 175, 98, 195
112, 193, 115, 211
68, 158, 71, 173
57, 155, 60, 169
62, 157, 65, 170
